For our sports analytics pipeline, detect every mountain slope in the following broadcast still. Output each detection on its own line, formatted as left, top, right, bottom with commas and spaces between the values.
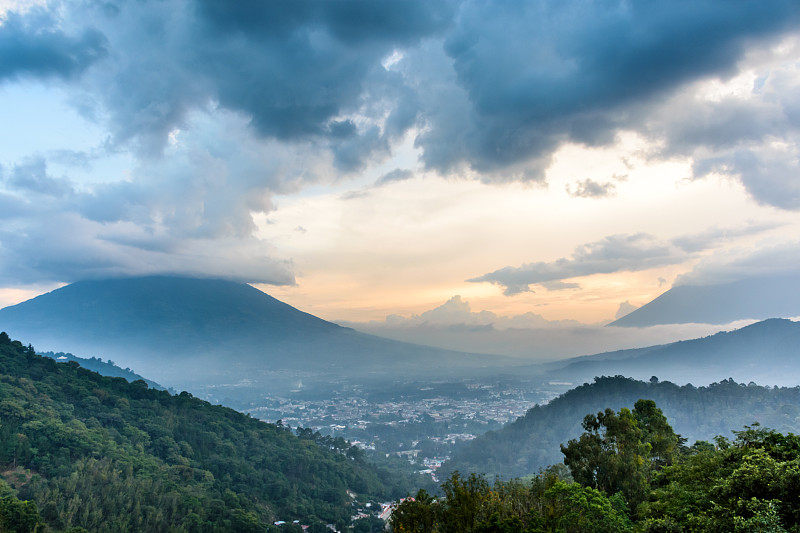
0, 332, 412, 532
443, 375, 800, 479
549, 318, 800, 386
38, 350, 166, 390
0, 276, 513, 394
609, 274, 800, 327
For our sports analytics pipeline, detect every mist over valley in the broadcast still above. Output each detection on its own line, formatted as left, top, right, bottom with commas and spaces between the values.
3, 0, 800, 530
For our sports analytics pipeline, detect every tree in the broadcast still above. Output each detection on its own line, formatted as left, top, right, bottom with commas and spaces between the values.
0, 483, 42, 533
391, 490, 438, 533
561, 400, 681, 513
639, 426, 800, 531
438, 472, 493, 533
542, 481, 632, 533
633, 399, 683, 468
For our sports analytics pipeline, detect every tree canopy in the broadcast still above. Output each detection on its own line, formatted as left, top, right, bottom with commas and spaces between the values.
561, 399, 683, 513
445, 375, 800, 479
0, 332, 413, 532
392, 401, 800, 532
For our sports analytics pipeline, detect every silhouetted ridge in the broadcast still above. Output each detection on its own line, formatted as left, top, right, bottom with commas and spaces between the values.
550, 318, 800, 386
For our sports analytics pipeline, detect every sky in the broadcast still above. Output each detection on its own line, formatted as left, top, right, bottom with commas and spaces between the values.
1, 0, 800, 357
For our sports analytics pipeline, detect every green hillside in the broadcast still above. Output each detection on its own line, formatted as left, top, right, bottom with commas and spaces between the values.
444, 375, 800, 479
392, 404, 800, 532
0, 332, 413, 532
38, 351, 165, 391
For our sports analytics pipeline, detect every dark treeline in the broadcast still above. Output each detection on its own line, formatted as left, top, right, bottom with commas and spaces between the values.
392, 401, 800, 532
0, 332, 417, 532
445, 375, 800, 479
37, 351, 164, 390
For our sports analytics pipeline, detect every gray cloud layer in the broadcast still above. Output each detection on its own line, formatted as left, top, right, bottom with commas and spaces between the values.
469, 233, 685, 295
676, 241, 800, 286
0, 10, 106, 81
567, 179, 616, 199
1, 0, 799, 284
418, 0, 800, 177
469, 224, 779, 295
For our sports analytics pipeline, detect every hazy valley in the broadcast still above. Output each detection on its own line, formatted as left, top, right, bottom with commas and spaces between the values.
3, 276, 800, 531
7, 276, 800, 479
4, 2, 800, 530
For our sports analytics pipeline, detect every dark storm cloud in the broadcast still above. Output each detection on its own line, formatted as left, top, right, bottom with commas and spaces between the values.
9, 0, 800, 177
0, 10, 106, 81
1, 0, 799, 286
68, 0, 451, 159
417, 0, 800, 177
195, 1, 452, 46
6, 0, 800, 175
198, 0, 450, 145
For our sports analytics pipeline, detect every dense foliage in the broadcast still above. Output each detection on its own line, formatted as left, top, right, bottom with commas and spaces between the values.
561, 399, 684, 514
391, 471, 631, 533
392, 402, 800, 532
642, 425, 800, 531
0, 332, 413, 532
446, 375, 800, 478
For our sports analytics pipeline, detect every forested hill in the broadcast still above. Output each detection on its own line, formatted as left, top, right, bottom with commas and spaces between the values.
393, 408, 800, 532
0, 332, 414, 532
38, 350, 165, 391
443, 375, 800, 479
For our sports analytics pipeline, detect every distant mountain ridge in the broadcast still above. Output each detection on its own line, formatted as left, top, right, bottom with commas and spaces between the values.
38, 350, 165, 390
609, 274, 800, 327
549, 318, 800, 386
0, 276, 515, 396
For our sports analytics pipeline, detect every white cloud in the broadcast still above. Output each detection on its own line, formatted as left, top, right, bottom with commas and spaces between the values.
357, 295, 582, 331
344, 294, 756, 360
